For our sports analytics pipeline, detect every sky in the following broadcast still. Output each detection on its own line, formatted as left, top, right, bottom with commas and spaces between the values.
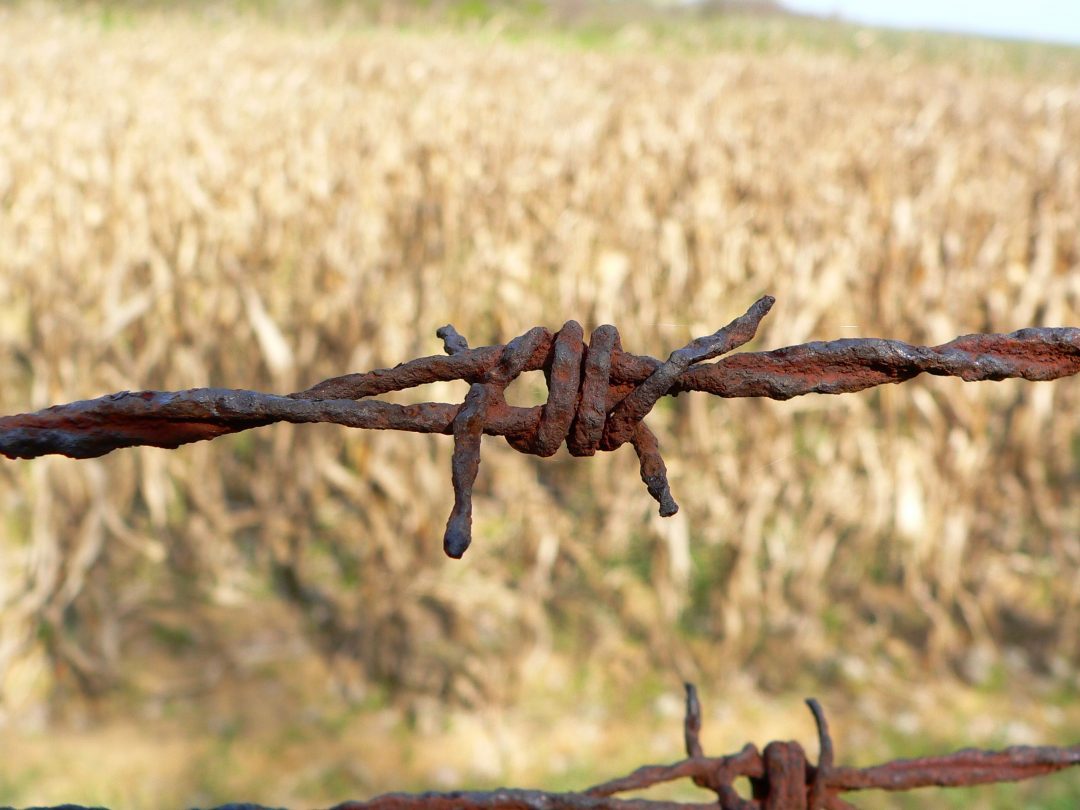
781, 0, 1080, 46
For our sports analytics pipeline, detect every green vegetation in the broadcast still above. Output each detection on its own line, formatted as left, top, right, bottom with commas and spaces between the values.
44, 0, 1080, 76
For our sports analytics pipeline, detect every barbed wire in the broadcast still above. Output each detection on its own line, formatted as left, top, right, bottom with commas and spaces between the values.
11, 683, 1075, 810
1, 296, 1077, 557
577, 684, 1080, 810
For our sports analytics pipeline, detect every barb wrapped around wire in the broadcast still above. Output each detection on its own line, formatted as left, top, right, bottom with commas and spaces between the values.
15, 683, 1080, 809
572, 684, 1080, 810
1, 296, 1078, 558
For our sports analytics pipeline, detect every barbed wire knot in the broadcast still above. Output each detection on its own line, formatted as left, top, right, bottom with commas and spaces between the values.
1, 295, 1077, 559
436, 296, 775, 556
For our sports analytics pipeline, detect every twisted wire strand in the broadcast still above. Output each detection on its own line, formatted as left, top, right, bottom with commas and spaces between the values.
582, 687, 1080, 810
1, 296, 1077, 558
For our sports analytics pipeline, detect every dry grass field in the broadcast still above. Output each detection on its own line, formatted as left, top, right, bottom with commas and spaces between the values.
0, 3, 1078, 807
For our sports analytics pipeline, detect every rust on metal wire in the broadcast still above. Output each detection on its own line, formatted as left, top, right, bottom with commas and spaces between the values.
32, 684, 1063, 809
13, 685, 1077, 810
575, 684, 1080, 810
1, 296, 1078, 558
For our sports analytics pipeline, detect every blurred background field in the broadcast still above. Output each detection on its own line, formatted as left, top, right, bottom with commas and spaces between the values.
0, 1, 1078, 807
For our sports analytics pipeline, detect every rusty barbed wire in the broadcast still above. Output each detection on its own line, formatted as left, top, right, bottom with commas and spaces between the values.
580, 684, 1080, 810
14, 683, 1076, 810
336, 682, 1080, 810
1, 296, 1078, 557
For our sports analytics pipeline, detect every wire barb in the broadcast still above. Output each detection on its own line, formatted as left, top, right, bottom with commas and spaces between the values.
684, 682, 704, 759
581, 683, 1079, 810
19, 683, 1080, 809
1, 296, 1077, 558
313, 682, 1080, 810
806, 699, 834, 810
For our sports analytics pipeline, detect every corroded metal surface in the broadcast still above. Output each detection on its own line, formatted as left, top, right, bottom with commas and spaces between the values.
2, 296, 1078, 558
582, 685, 1079, 810
3, 685, 1079, 809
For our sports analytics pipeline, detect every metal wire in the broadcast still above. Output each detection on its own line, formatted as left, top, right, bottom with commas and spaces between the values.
1, 295, 1077, 558
12, 684, 1076, 809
